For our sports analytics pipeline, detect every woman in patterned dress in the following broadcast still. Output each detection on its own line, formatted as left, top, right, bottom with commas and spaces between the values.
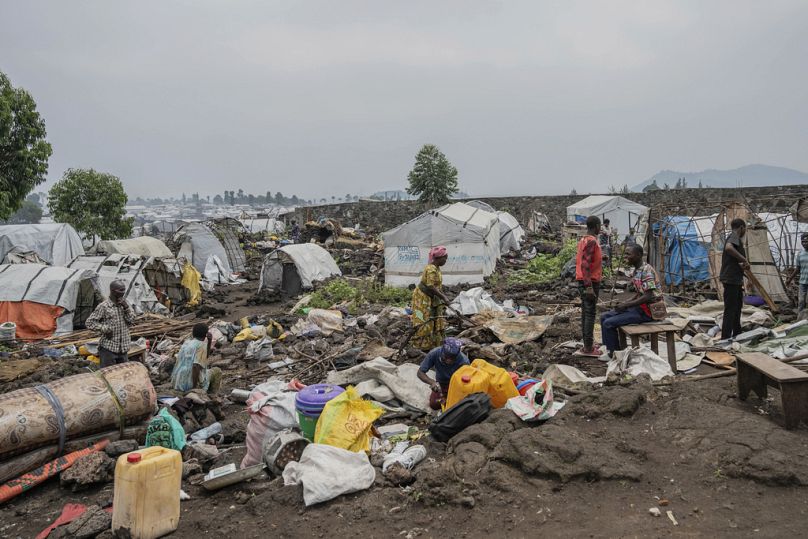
410, 246, 451, 351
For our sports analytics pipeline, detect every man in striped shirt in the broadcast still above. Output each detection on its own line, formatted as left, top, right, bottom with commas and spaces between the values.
86, 280, 135, 367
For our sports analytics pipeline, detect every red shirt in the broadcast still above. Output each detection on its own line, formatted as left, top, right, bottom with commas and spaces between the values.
576, 235, 602, 285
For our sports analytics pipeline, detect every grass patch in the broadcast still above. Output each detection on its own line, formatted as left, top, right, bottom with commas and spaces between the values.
307, 278, 411, 313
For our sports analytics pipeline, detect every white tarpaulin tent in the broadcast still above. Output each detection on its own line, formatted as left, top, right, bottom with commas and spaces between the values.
67, 255, 167, 315
0, 224, 85, 267
174, 223, 232, 275
758, 212, 808, 270
383, 202, 500, 287
566, 196, 648, 237
259, 244, 341, 295
0, 264, 99, 336
240, 218, 286, 235
94, 237, 174, 258
465, 200, 525, 254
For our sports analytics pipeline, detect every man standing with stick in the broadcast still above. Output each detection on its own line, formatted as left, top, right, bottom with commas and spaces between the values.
720, 218, 750, 340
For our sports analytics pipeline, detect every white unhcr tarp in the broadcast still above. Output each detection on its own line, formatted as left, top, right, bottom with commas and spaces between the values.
0, 224, 85, 267
566, 195, 648, 238
95, 237, 174, 258
466, 200, 525, 254
383, 202, 500, 287
259, 244, 341, 292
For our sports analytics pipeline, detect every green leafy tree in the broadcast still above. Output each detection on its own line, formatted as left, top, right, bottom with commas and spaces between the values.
0, 72, 53, 220
48, 168, 133, 242
405, 144, 458, 205
274, 192, 284, 205
3, 199, 42, 224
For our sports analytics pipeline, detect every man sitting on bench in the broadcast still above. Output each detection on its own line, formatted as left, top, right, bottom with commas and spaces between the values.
601, 244, 662, 356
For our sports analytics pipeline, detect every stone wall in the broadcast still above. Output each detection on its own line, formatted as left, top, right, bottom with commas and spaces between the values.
288, 185, 808, 233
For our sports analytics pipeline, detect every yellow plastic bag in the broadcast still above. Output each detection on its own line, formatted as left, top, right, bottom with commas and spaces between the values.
314, 386, 383, 452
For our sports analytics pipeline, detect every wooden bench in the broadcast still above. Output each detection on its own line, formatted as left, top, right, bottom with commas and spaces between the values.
618, 323, 681, 372
736, 352, 808, 430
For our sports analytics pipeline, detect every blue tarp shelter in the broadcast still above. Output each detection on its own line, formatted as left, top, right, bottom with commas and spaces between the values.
652, 216, 711, 285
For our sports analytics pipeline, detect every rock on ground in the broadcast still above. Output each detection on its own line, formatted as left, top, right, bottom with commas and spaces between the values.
60, 452, 115, 492
51, 505, 111, 539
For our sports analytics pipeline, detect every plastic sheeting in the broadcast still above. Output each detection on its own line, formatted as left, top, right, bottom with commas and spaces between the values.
0, 264, 100, 335
259, 244, 341, 292
66, 255, 167, 315
174, 223, 232, 275
566, 195, 648, 237
758, 212, 808, 270
94, 237, 173, 258
465, 200, 525, 254
282, 444, 375, 506
383, 202, 501, 287
0, 224, 85, 267
651, 216, 711, 285
240, 218, 286, 235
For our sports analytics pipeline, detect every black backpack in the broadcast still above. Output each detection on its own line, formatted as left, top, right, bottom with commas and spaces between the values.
428, 393, 491, 443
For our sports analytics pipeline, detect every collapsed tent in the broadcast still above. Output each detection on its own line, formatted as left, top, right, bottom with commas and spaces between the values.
0, 224, 85, 267
709, 203, 788, 303
527, 211, 552, 234
259, 244, 341, 296
757, 212, 808, 270
466, 200, 525, 254
566, 195, 648, 238
66, 255, 167, 315
383, 202, 500, 287
0, 264, 99, 338
93, 236, 174, 258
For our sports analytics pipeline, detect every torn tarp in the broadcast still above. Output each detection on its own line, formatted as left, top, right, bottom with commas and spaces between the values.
450, 287, 504, 315
326, 357, 431, 413
478, 313, 554, 344
606, 347, 674, 381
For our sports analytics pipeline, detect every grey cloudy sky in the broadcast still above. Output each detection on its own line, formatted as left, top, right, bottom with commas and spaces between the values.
2, 0, 807, 200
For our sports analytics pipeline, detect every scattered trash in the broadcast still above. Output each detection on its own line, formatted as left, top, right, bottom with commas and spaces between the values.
649, 507, 662, 517
314, 386, 384, 452
505, 378, 566, 421
607, 347, 674, 381
202, 463, 266, 491
666, 510, 678, 526
282, 443, 376, 506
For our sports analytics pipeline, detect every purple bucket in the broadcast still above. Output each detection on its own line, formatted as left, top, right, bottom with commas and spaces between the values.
295, 383, 345, 416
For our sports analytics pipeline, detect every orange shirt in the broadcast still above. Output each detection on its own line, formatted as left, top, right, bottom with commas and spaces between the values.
575, 235, 602, 285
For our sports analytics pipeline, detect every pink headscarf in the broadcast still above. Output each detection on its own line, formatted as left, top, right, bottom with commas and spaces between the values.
428, 245, 447, 264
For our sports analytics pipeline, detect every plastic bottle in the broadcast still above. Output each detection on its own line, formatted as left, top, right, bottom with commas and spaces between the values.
444, 365, 490, 409
382, 442, 427, 474
112, 447, 182, 539
189, 422, 222, 442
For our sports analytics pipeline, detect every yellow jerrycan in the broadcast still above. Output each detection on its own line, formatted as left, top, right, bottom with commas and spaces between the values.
112, 447, 182, 539
471, 359, 519, 408
444, 365, 490, 410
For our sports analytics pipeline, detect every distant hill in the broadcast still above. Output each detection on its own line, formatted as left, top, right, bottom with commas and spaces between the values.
633, 164, 808, 192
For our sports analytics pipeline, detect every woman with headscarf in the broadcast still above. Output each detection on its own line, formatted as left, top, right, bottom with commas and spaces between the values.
410, 246, 451, 350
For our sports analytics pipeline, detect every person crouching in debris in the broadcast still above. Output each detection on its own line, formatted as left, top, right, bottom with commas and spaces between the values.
417, 337, 470, 410
86, 280, 135, 367
171, 323, 221, 394
720, 218, 750, 340
410, 246, 451, 351
575, 216, 603, 357
600, 244, 662, 356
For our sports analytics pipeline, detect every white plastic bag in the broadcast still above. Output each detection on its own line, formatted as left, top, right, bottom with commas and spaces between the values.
282, 444, 375, 506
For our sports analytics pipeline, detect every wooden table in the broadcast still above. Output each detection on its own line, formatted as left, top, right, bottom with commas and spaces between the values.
618, 323, 681, 372
737, 352, 808, 429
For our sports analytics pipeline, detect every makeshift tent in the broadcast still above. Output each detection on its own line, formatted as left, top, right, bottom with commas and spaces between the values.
67, 255, 167, 315
757, 212, 808, 270
527, 211, 552, 234
1, 247, 46, 265
0, 224, 84, 267
709, 203, 788, 303
465, 200, 525, 254
566, 196, 648, 238
383, 202, 500, 287
0, 264, 99, 338
259, 244, 342, 295
174, 223, 233, 276
649, 216, 711, 286
207, 218, 248, 274
240, 218, 286, 236
93, 237, 173, 258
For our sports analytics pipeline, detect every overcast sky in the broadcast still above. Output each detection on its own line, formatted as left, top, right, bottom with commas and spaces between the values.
2, 1, 807, 200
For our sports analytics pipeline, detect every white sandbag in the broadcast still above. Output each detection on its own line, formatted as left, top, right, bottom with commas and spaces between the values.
607, 347, 674, 381
292, 309, 343, 337
282, 443, 375, 506
241, 380, 298, 468
326, 358, 431, 413
245, 337, 274, 361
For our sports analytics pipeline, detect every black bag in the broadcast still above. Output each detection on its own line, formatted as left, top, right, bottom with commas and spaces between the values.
428, 393, 491, 443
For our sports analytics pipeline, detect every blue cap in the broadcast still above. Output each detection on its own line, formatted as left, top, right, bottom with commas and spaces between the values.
442, 337, 462, 357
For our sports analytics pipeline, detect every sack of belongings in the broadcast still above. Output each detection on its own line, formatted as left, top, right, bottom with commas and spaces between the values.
314, 386, 384, 452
